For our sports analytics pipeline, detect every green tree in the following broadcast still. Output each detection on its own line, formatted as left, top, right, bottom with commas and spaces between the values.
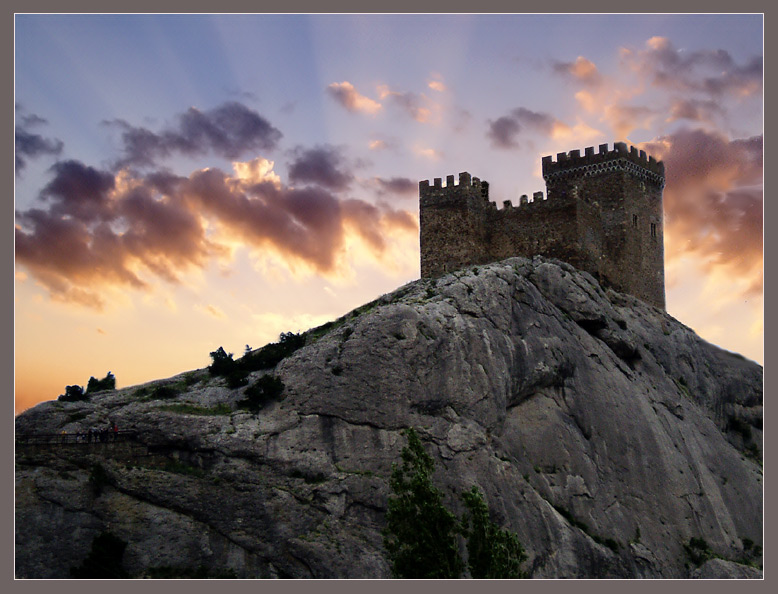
383, 428, 464, 578
462, 486, 527, 578
208, 347, 236, 376
384, 428, 527, 579
58, 384, 86, 402
86, 372, 116, 394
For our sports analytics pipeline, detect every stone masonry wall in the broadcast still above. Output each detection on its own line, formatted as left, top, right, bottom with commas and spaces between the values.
419, 142, 666, 309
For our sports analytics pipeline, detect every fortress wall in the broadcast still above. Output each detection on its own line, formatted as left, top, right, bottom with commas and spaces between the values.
419, 143, 666, 308
487, 197, 582, 268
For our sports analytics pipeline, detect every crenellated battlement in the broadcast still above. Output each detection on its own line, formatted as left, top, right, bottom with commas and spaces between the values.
542, 142, 665, 187
419, 143, 666, 309
419, 171, 490, 202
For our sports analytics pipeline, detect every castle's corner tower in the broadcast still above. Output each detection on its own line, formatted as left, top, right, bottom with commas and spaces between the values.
419, 172, 491, 278
542, 142, 665, 309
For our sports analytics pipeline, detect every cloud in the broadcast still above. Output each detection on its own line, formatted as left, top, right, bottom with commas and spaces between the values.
105, 101, 282, 168
427, 72, 447, 92
15, 110, 64, 174
16, 156, 417, 309
603, 104, 657, 140
287, 145, 353, 191
377, 84, 439, 123
622, 36, 762, 98
666, 98, 725, 125
39, 160, 116, 222
552, 56, 604, 88
451, 106, 473, 133
368, 139, 388, 151
374, 177, 417, 197
197, 304, 226, 319
326, 81, 382, 115
486, 107, 559, 149
414, 146, 443, 161
642, 128, 763, 297
232, 156, 282, 187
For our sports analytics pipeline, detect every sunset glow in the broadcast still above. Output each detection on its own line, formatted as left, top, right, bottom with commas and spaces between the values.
15, 14, 763, 414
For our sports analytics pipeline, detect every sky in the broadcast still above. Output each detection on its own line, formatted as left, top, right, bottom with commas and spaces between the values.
14, 14, 763, 414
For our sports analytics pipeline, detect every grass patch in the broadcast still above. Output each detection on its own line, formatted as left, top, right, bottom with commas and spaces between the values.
163, 458, 206, 478
152, 385, 181, 400
156, 403, 232, 416
673, 377, 692, 400
66, 410, 90, 423
684, 537, 715, 566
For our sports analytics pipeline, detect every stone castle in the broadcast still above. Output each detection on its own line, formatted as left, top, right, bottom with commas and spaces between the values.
419, 142, 666, 309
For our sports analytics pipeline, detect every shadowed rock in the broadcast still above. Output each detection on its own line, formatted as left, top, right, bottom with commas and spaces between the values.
15, 257, 762, 578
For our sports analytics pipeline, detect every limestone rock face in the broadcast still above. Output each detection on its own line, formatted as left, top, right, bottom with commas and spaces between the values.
15, 257, 763, 578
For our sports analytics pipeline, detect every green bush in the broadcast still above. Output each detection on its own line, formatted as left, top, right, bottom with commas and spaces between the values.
208, 333, 303, 388
209, 347, 237, 376
59, 384, 87, 402
728, 417, 753, 442
238, 374, 285, 412
684, 537, 715, 566
383, 428, 526, 579
86, 372, 116, 394
152, 385, 179, 399
239, 332, 305, 372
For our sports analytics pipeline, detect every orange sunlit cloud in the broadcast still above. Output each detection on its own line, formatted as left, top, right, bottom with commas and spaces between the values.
376, 84, 441, 124
549, 118, 602, 142
642, 128, 762, 299
621, 36, 762, 98
428, 72, 447, 92
553, 55, 604, 88
197, 304, 226, 319
326, 81, 383, 115
414, 145, 443, 160
15, 156, 418, 310
603, 104, 656, 140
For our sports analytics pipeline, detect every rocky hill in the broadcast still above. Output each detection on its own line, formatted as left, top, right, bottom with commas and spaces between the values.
15, 257, 763, 578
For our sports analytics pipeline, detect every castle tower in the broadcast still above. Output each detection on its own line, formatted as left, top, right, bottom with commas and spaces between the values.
419, 142, 666, 309
419, 172, 491, 277
542, 142, 665, 309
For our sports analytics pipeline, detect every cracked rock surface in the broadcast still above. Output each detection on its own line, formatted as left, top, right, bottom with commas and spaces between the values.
15, 257, 762, 578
